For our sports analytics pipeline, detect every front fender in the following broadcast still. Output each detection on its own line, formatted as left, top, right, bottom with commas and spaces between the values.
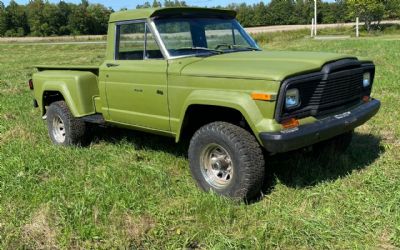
175, 90, 281, 143
33, 71, 99, 117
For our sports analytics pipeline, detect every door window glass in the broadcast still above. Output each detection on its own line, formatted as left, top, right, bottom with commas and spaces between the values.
116, 22, 145, 60
116, 22, 163, 60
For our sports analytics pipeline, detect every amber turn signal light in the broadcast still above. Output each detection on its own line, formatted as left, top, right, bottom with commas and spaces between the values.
281, 118, 299, 129
251, 93, 273, 101
363, 96, 370, 102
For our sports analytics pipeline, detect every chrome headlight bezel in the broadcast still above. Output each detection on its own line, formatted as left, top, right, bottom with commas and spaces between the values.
363, 72, 371, 88
285, 88, 300, 109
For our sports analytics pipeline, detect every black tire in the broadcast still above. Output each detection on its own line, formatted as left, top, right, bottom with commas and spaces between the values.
188, 122, 265, 200
46, 101, 87, 146
314, 130, 354, 155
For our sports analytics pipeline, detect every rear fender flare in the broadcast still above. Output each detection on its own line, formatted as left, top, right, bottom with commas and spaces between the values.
33, 71, 99, 117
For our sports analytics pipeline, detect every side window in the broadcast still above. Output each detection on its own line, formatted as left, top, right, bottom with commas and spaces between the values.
116, 22, 163, 60
116, 22, 145, 60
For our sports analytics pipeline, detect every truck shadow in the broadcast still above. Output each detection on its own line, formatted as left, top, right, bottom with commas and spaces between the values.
91, 127, 383, 202
261, 132, 384, 194
91, 126, 188, 156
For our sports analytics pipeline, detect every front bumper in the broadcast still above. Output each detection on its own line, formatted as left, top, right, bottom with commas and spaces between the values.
260, 99, 381, 153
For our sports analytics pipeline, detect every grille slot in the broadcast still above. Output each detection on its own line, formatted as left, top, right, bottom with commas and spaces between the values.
310, 72, 364, 108
276, 63, 374, 122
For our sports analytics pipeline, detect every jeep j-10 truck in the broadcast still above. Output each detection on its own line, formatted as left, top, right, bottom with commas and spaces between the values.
30, 7, 380, 200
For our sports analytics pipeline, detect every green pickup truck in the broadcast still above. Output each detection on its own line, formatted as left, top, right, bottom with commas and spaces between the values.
29, 7, 380, 200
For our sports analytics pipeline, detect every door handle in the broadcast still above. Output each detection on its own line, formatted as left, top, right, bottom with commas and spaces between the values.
106, 63, 119, 68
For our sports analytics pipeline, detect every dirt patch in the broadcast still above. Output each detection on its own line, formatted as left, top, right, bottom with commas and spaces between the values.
123, 213, 155, 244
0, 125, 36, 145
22, 205, 59, 249
1, 113, 17, 121
377, 230, 397, 249
106, 209, 157, 247
0, 86, 23, 95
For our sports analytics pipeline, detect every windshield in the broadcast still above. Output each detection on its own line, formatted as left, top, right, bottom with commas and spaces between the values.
154, 18, 260, 57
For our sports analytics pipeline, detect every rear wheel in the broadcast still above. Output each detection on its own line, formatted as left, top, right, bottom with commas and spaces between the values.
188, 122, 265, 200
46, 101, 87, 146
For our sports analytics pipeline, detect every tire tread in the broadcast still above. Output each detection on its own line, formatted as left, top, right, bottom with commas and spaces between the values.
189, 121, 265, 200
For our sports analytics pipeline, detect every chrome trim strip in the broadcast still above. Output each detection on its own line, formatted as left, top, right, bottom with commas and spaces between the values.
149, 20, 171, 60
143, 23, 147, 59
113, 24, 118, 60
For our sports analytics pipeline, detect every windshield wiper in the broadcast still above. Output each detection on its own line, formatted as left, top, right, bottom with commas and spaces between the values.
214, 43, 261, 52
179, 47, 224, 55
230, 44, 261, 51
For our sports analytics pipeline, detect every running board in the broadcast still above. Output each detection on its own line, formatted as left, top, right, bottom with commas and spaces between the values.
80, 114, 105, 124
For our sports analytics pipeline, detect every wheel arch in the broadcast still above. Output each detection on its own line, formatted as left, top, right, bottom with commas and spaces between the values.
175, 90, 266, 143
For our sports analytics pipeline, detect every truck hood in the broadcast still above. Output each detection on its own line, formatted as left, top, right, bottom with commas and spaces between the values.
180, 50, 357, 81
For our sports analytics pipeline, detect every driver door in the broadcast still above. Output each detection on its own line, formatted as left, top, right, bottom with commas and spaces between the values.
102, 21, 170, 131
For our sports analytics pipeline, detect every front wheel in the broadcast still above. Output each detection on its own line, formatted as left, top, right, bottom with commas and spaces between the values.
188, 122, 265, 200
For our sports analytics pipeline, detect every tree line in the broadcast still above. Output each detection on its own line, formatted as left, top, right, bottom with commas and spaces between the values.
229, 0, 400, 31
0, 0, 399, 37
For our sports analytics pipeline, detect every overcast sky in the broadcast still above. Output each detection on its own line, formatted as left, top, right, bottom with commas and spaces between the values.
2, 0, 334, 11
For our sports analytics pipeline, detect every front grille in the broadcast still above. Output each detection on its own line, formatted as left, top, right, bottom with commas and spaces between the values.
275, 60, 375, 122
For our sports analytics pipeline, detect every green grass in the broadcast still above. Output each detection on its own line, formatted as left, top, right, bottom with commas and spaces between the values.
1, 33, 400, 249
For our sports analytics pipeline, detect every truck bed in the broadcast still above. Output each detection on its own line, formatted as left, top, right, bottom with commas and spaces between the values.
35, 65, 99, 75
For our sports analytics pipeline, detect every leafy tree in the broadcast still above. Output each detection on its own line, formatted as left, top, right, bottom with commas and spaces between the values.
164, 0, 187, 7
42, 2, 64, 35
87, 4, 112, 34
266, 0, 296, 25
228, 3, 255, 27
68, 0, 91, 35
57, 1, 73, 35
0, 1, 6, 35
385, 0, 400, 19
136, 2, 151, 9
253, 2, 268, 26
4, 0, 29, 36
27, 0, 45, 36
293, 0, 314, 24
152, 0, 162, 8
347, 0, 385, 31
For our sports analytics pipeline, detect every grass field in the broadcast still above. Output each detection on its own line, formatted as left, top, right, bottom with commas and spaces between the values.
0, 33, 400, 249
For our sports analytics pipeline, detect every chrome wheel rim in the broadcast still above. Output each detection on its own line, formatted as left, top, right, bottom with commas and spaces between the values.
52, 115, 66, 143
200, 143, 234, 189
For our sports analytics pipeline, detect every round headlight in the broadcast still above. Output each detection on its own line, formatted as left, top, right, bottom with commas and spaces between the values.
363, 72, 371, 88
285, 88, 300, 109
